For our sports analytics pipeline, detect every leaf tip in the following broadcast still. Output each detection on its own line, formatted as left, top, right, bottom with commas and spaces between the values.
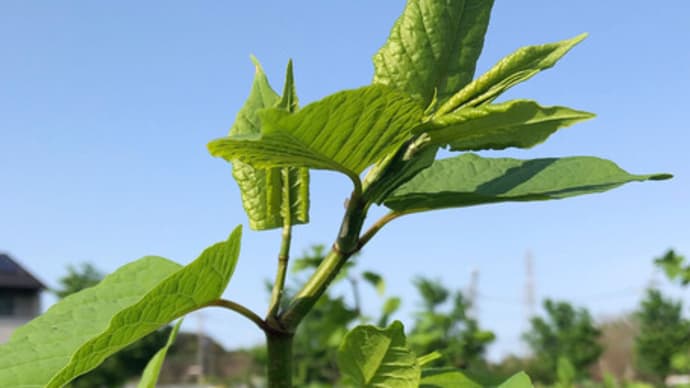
573, 32, 589, 43
249, 54, 264, 75
649, 173, 673, 181
206, 138, 222, 157
230, 224, 243, 241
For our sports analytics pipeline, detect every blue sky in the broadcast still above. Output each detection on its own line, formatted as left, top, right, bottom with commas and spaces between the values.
1, 2, 689, 360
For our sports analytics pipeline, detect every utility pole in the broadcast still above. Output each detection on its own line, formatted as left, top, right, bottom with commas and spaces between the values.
467, 269, 479, 317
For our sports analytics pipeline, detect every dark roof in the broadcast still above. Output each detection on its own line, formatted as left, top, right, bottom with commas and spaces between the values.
0, 253, 46, 290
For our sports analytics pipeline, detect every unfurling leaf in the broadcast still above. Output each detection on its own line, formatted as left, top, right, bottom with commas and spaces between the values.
416, 99, 594, 152
0, 226, 242, 387
384, 153, 671, 212
228, 58, 309, 230
209, 84, 424, 183
137, 319, 183, 388
438, 33, 587, 114
338, 321, 420, 387
374, 0, 494, 107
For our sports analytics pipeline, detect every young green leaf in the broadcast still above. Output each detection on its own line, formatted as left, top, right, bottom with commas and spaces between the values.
384, 153, 672, 212
416, 99, 594, 152
137, 319, 183, 388
0, 226, 242, 387
209, 85, 424, 184
229, 58, 309, 231
337, 321, 420, 387
373, 0, 495, 106
419, 367, 481, 388
438, 33, 587, 114
498, 371, 534, 388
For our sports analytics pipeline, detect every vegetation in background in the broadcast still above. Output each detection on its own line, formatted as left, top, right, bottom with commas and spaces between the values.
407, 277, 494, 371
523, 300, 602, 383
634, 289, 690, 383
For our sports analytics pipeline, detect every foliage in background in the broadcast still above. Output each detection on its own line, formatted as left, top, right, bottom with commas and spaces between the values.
523, 299, 602, 383
54, 263, 171, 388
408, 277, 495, 372
634, 289, 690, 383
655, 250, 690, 286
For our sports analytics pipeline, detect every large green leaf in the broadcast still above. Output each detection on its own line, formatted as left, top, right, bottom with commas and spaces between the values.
373, 0, 495, 106
0, 226, 242, 387
137, 319, 183, 388
438, 34, 587, 114
229, 58, 309, 230
209, 85, 424, 181
498, 372, 534, 388
419, 368, 481, 388
337, 321, 420, 387
417, 99, 593, 152
384, 153, 672, 212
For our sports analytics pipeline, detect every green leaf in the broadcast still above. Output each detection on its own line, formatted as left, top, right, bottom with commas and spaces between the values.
382, 297, 402, 316
438, 33, 587, 114
384, 153, 672, 212
137, 319, 183, 388
228, 57, 309, 230
419, 368, 481, 388
373, 0, 495, 106
498, 372, 534, 388
209, 85, 424, 182
417, 99, 593, 152
337, 321, 420, 387
0, 226, 242, 387
362, 271, 386, 296
654, 250, 686, 282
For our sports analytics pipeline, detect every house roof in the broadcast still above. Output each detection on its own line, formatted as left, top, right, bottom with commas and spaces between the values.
0, 253, 46, 290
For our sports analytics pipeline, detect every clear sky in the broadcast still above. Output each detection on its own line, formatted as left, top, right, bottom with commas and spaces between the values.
1, 2, 689, 361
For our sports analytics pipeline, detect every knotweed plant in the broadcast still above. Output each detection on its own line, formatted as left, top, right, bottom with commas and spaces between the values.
0, 1, 670, 387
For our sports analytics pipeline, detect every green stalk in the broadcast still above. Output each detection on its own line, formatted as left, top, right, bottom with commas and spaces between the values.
268, 222, 292, 318
265, 330, 294, 388
280, 192, 367, 331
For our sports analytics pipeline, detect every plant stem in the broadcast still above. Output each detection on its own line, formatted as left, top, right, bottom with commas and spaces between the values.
268, 223, 292, 317
266, 330, 294, 388
206, 299, 269, 332
357, 211, 403, 250
280, 192, 367, 331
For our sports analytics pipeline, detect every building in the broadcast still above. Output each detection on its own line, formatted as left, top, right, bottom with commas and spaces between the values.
0, 253, 45, 343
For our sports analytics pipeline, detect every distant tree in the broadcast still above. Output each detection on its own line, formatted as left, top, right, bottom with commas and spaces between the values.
634, 289, 690, 382
523, 299, 602, 383
54, 263, 169, 388
53, 263, 102, 298
407, 277, 495, 371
